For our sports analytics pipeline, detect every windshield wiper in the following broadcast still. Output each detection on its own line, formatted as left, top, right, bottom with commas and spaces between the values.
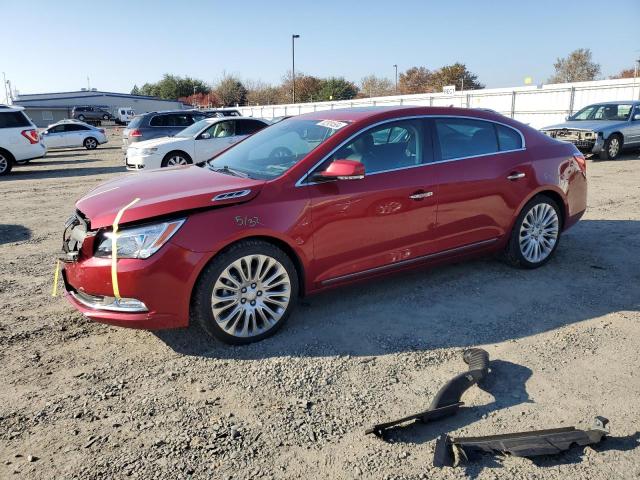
210, 165, 249, 178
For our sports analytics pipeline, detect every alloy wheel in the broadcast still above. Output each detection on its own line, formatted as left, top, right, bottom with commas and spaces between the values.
608, 137, 620, 158
86, 138, 97, 149
0, 155, 8, 174
211, 254, 291, 338
167, 155, 188, 166
519, 203, 559, 264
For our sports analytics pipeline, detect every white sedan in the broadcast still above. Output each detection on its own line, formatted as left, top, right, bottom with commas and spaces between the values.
41, 120, 108, 149
125, 117, 269, 170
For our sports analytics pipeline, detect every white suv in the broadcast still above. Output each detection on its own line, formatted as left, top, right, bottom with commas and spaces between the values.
0, 105, 47, 176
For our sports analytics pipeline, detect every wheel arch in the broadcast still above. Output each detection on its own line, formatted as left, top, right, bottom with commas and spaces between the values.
162, 150, 193, 165
513, 187, 567, 232
0, 147, 16, 162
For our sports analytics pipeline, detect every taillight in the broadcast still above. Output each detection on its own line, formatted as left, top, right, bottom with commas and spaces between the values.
573, 154, 587, 174
129, 129, 142, 137
21, 129, 39, 144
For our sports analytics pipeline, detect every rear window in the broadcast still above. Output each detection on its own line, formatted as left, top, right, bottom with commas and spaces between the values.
434, 118, 499, 160
128, 116, 143, 129
497, 125, 522, 151
0, 111, 31, 128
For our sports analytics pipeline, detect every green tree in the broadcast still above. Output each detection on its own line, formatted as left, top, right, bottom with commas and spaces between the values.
549, 48, 601, 83
429, 63, 484, 92
215, 74, 247, 106
134, 75, 210, 99
317, 77, 359, 101
398, 67, 433, 94
279, 71, 323, 103
358, 75, 395, 97
130, 84, 141, 95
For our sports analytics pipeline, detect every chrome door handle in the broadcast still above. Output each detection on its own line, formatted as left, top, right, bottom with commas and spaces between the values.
409, 191, 434, 200
507, 172, 526, 181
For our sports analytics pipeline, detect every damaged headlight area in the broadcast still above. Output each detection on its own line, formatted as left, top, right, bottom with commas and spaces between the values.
95, 219, 185, 259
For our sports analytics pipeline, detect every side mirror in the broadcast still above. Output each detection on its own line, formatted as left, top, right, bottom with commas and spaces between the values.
42, 131, 49, 135
634, 113, 640, 121
200, 132, 211, 139
312, 159, 365, 182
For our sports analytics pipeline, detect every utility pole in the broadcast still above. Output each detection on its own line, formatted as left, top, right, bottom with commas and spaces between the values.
87, 76, 91, 90
2, 72, 8, 105
393, 64, 398, 94
635, 57, 640, 100
292, 34, 300, 103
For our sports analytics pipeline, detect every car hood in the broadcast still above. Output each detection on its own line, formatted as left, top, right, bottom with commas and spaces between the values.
541, 120, 624, 131
77, 166, 265, 229
128, 136, 189, 149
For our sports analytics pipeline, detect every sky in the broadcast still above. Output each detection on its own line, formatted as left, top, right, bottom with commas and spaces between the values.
1, 0, 638, 98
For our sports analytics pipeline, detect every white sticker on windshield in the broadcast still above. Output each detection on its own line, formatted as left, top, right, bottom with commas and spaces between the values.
317, 120, 349, 130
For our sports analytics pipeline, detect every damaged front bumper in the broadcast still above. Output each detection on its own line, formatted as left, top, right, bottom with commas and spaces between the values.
542, 129, 605, 154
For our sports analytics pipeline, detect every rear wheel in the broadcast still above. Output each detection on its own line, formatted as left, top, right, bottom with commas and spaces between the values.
77, 114, 86, 121
161, 151, 192, 167
191, 240, 299, 344
599, 134, 622, 160
102, 114, 110, 120
505, 195, 562, 269
84, 137, 98, 150
0, 150, 14, 176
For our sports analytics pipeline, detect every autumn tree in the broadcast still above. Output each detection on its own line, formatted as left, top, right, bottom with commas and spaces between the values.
548, 48, 601, 83
214, 74, 247, 106
429, 63, 484, 91
245, 80, 283, 105
398, 67, 433, 94
279, 71, 324, 103
358, 75, 395, 97
610, 68, 636, 79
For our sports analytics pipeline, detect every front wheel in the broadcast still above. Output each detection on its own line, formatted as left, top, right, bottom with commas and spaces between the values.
191, 240, 299, 344
161, 151, 192, 167
599, 134, 622, 160
505, 195, 562, 269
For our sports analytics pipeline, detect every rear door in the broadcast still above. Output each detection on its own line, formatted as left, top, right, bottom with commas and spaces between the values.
429, 116, 531, 251
306, 118, 439, 286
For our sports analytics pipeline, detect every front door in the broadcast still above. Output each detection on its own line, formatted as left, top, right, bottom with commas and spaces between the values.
305, 118, 439, 286
194, 120, 243, 161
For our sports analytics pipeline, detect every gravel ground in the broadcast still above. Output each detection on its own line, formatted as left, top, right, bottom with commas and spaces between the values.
1, 127, 639, 479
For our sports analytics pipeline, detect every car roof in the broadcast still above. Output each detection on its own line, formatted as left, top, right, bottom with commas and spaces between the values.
49, 119, 96, 128
585, 100, 640, 106
0, 104, 25, 111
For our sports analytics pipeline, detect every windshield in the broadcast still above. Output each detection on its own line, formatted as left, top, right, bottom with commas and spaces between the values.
208, 118, 348, 180
175, 119, 210, 138
570, 104, 633, 121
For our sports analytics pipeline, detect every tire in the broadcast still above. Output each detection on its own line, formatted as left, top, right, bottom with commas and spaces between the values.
505, 195, 562, 269
161, 151, 192, 167
191, 240, 299, 345
77, 114, 85, 121
0, 150, 14, 176
599, 134, 622, 160
102, 114, 110, 120
84, 137, 98, 150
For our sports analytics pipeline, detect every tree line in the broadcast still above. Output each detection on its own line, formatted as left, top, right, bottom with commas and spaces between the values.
130, 50, 635, 107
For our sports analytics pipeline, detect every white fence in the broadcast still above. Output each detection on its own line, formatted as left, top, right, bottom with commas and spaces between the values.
236, 78, 640, 129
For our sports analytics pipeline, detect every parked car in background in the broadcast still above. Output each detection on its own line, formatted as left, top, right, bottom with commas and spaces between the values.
42, 120, 108, 150
0, 105, 46, 176
121, 110, 210, 149
201, 108, 242, 117
61, 106, 587, 344
71, 106, 114, 122
540, 101, 640, 160
125, 117, 268, 170
114, 107, 135, 125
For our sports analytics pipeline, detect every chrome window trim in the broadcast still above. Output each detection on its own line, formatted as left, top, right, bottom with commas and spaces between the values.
295, 115, 526, 187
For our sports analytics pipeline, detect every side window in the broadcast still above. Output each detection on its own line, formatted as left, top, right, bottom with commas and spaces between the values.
0, 111, 31, 128
327, 119, 425, 174
236, 120, 267, 136
171, 114, 193, 127
149, 115, 167, 127
49, 125, 66, 133
434, 118, 499, 160
496, 125, 522, 151
211, 121, 235, 138
191, 114, 207, 122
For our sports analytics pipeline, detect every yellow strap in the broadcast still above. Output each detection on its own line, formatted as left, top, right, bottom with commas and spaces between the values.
111, 198, 141, 299
51, 260, 60, 297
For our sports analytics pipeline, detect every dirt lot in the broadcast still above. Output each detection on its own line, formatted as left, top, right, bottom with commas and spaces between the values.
1, 127, 639, 479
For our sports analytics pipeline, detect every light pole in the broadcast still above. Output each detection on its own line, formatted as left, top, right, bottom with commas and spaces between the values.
292, 34, 300, 103
393, 64, 398, 94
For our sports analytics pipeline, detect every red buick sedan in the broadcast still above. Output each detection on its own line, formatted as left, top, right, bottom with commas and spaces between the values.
60, 107, 587, 344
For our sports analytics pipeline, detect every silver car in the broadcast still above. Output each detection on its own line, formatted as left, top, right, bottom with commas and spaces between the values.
41, 120, 108, 150
540, 101, 640, 160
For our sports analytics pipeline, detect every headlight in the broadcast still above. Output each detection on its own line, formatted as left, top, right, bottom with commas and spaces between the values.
95, 219, 185, 259
139, 147, 158, 155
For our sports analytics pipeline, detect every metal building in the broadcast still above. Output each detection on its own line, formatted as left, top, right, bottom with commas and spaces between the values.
13, 90, 188, 127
